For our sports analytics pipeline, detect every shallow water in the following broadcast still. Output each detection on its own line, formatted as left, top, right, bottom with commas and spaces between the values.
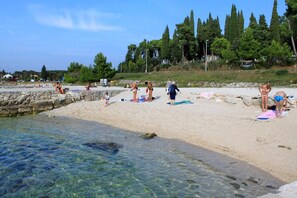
0, 115, 283, 197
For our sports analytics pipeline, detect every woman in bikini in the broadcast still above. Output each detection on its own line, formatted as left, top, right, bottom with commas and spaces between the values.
258, 83, 271, 112
131, 83, 138, 102
55, 82, 64, 94
146, 82, 154, 102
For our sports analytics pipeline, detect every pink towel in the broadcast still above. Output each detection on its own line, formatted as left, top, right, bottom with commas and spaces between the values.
200, 92, 214, 99
257, 110, 276, 119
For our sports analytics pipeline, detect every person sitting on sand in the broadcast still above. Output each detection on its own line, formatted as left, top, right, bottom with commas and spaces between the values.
259, 83, 271, 112
131, 83, 138, 102
274, 91, 287, 117
146, 82, 154, 102
55, 82, 64, 94
167, 81, 180, 105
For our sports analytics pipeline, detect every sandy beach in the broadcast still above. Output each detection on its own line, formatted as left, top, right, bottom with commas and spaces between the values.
45, 86, 297, 183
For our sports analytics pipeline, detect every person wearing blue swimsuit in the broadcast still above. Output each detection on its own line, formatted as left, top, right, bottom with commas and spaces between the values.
273, 91, 287, 117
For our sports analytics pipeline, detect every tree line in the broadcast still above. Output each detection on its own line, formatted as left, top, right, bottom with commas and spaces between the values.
118, 0, 297, 73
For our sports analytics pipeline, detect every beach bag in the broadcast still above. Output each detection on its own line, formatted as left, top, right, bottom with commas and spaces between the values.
287, 96, 296, 107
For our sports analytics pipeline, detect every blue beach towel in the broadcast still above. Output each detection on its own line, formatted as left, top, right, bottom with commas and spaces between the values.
167, 100, 193, 105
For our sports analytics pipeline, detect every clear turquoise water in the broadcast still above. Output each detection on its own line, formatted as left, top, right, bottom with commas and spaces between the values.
0, 115, 282, 197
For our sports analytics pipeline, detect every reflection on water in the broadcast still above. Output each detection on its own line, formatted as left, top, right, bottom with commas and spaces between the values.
0, 115, 282, 197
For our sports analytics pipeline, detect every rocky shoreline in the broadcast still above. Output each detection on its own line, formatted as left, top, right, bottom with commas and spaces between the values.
0, 88, 125, 117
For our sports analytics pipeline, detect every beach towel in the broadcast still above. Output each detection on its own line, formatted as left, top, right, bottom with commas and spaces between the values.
199, 92, 214, 99
256, 109, 289, 120
256, 110, 276, 120
130, 95, 147, 103
167, 100, 193, 105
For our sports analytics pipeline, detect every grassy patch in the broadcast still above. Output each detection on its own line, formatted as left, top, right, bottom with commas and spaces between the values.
112, 67, 297, 87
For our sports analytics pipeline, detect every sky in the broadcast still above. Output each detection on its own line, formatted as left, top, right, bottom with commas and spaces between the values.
0, 0, 287, 73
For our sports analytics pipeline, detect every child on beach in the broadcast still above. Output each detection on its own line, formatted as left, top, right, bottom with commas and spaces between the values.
104, 92, 110, 106
258, 83, 271, 112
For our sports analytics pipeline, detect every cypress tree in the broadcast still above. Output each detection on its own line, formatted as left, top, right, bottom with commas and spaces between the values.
238, 11, 244, 38
161, 25, 171, 63
197, 18, 204, 58
248, 13, 258, 29
41, 65, 47, 81
270, 0, 280, 42
171, 29, 181, 64
224, 15, 231, 41
189, 10, 197, 59
257, 15, 270, 49
229, 5, 239, 43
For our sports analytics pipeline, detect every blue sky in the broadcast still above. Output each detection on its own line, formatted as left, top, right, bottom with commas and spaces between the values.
0, 0, 287, 73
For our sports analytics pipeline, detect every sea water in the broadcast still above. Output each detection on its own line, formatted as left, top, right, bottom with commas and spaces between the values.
0, 115, 283, 197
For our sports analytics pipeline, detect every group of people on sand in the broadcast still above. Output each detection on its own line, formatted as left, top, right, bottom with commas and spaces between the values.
130, 80, 289, 114
130, 81, 155, 102
130, 77, 181, 105
258, 83, 288, 117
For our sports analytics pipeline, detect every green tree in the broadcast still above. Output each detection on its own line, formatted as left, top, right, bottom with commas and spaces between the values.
211, 37, 231, 58
41, 65, 47, 81
125, 44, 137, 63
248, 13, 258, 29
64, 62, 83, 83
93, 52, 116, 80
161, 25, 171, 63
189, 10, 197, 59
176, 17, 193, 61
270, 0, 280, 43
80, 66, 94, 83
253, 15, 270, 56
225, 5, 239, 43
265, 40, 293, 65
285, 0, 297, 56
238, 28, 260, 60
197, 18, 206, 58
238, 11, 244, 37
171, 29, 182, 64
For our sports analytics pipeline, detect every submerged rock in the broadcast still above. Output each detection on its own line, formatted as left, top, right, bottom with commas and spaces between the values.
141, 133, 157, 140
83, 142, 123, 155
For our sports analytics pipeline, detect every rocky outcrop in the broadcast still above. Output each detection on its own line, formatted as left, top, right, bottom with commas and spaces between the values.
0, 89, 124, 117
141, 132, 158, 139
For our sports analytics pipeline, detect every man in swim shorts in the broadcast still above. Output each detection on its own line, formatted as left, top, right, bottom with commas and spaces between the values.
273, 91, 287, 117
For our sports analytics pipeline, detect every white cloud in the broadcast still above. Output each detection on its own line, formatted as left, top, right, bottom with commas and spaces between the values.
28, 5, 123, 32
